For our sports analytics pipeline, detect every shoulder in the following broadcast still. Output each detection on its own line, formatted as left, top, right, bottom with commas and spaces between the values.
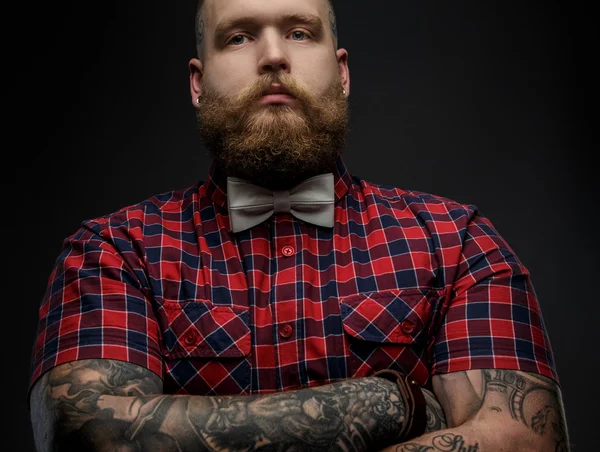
353, 175, 479, 223
69, 181, 203, 241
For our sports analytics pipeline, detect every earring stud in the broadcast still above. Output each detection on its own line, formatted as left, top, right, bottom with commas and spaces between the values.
196, 96, 201, 105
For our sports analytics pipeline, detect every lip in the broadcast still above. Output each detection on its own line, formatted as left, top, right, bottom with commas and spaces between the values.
258, 83, 296, 104
257, 93, 296, 104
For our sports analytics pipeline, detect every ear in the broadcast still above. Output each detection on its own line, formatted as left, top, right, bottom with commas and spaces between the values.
189, 58, 204, 109
336, 48, 350, 97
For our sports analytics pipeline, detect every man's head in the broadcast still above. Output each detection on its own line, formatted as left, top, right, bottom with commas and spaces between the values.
189, 0, 350, 190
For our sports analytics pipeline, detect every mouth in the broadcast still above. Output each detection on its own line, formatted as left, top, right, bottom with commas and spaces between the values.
258, 84, 297, 105
258, 93, 296, 105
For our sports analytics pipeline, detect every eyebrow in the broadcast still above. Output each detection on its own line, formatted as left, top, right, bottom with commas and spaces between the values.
214, 13, 324, 42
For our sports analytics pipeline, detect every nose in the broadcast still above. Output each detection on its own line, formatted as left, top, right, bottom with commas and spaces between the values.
257, 31, 291, 75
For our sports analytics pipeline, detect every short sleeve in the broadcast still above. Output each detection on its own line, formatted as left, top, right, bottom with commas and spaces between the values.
29, 220, 163, 395
431, 208, 558, 383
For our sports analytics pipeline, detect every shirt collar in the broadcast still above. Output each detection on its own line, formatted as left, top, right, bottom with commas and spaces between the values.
204, 154, 353, 211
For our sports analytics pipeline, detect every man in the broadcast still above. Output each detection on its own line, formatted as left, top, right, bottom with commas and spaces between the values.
29, 0, 569, 450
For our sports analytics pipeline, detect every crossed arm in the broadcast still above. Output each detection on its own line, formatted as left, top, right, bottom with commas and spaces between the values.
29, 358, 447, 451
384, 369, 569, 452
29, 359, 568, 451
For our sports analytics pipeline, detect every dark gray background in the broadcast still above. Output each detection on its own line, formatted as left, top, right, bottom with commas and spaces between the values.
8, 1, 593, 450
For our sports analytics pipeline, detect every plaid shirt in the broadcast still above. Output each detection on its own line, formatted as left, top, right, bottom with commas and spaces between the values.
29, 156, 557, 396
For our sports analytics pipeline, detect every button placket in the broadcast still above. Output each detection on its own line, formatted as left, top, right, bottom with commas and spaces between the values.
270, 217, 304, 389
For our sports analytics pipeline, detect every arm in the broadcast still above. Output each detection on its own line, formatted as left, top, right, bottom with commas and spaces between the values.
380, 369, 569, 452
379, 205, 569, 451
30, 358, 447, 452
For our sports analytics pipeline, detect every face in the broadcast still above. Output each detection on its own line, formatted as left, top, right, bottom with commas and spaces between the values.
189, 0, 351, 190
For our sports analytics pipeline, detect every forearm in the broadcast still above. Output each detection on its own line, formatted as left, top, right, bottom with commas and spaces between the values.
381, 369, 571, 452
380, 421, 561, 452
56, 377, 410, 451
380, 423, 489, 452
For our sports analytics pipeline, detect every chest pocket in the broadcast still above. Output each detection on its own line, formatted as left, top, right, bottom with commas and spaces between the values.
340, 289, 439, 378
157, 300, 251, 395
159, 300, 251, 359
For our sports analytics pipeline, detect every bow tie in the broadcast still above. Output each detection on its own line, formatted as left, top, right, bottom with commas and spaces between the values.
226, 173, 335, 233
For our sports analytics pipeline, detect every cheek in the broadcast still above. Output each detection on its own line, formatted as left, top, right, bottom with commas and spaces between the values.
204, 57, 256, 96
295, 55, 341, 94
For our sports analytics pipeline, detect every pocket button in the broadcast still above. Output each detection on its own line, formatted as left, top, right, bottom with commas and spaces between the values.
401, 320, 415, 334
184, 330, 199, 346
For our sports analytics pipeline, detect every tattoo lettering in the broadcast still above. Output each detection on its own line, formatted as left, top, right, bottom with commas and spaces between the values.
31, 359, 414, 451
329, 10, 338, 40
397, 433, 479, 452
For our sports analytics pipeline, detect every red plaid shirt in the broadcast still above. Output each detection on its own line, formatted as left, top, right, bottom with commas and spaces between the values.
29, 156, 558, 397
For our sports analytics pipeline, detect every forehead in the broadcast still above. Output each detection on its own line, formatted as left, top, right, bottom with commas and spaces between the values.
202, 0, 329, 28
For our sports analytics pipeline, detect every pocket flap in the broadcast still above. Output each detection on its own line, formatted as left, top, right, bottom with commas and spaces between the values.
340, 289, 436, 345
161, 301, 251, 359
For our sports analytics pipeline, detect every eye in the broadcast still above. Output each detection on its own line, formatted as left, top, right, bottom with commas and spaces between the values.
290, 30, 309, 41
227, 34, 249, 46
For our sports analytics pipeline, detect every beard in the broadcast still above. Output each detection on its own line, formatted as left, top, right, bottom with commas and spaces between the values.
195, 72, 349, 190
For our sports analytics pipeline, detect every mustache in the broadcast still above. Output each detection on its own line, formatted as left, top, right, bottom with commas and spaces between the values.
233, 73, 317, 106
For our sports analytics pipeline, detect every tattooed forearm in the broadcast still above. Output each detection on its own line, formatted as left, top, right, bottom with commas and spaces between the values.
430, 369, 570, 452
381, 369, 569, 452
31, 359, 418, 451
30, 360, 163, 450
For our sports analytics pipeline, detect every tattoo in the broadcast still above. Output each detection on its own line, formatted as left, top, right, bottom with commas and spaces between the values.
432, 369, 570, 452
481, 370, 569, 452
196, 19, 204, 44
329, 10, 338, 40
422, 388, 447, 433
31, 359, 415, 451
396, 433, 479, 451
30, 360, 163, 449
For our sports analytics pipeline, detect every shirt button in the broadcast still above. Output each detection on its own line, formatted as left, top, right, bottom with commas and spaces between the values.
184, 330, 199, 346
401, 320, 415, 334
281, 245, 295, 257
279, 324, 293, 338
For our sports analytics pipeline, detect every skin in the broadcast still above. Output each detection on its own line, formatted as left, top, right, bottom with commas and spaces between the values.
30, 359, 447, 451
382, 370, 570, 452
29, 361, 569, 451
188, 0, 349, 107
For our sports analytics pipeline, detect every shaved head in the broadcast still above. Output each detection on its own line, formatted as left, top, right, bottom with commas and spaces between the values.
194, 0, 338, 59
